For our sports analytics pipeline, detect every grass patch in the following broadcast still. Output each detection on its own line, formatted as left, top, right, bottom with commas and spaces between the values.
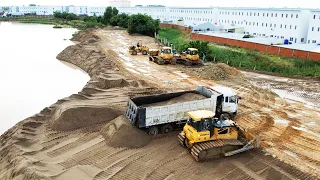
158, 28, 320, 77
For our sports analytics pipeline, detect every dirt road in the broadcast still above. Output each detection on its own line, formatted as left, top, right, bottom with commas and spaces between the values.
0, 28, 318, 180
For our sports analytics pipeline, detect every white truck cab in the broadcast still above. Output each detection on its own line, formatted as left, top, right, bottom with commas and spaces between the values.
208, 85, 239, 120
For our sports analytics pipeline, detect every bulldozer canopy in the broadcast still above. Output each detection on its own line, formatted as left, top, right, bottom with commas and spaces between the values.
187, 110, 215, 121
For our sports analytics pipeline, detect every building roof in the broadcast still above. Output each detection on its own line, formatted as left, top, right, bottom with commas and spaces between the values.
187, 110, 215, 121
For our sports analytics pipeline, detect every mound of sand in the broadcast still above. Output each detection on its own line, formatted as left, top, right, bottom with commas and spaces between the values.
193, 63, 242, 81
142, 93, 206, 107
100, 115, 151, 148
51, 106, 124, 131
71, 30, 100, 42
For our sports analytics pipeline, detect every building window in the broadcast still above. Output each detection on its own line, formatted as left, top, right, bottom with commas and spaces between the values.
290, 37, 294, 41
291, 14, 293, 18
286, 14, 288, 18
301, 38, 304, 42
275, 13, 277, 17
263, 13, 265, 16
257, 22, 258, 26
308, 40, 310, 44
280, 24, 282, 28
312, 40, 316, 43
285, 25, 287, 28
262, 23, 264, 26
295, 25, 297, 30
282, 14, 283, 18
274, 24, 276, 27
318, 27, 320, 32
267, 13, 269, 17
258, 13, 259, 16
250, 12, 252, 16
314, 15, 316, 19
290, 25, 292, 29
312, 27, 314, 31
254, 13, 256, 16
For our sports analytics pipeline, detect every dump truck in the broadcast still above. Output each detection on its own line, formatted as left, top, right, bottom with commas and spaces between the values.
129, 40, 149, 55
178, 110, 259, 162
125, 85, 240, 135
149, 46, 176, 65
175, 48, 202, 65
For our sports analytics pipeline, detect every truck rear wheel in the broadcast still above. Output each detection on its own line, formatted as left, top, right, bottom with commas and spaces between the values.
147, 126, 159, 135
161, 124, 173, 134
142, 50, 148, 55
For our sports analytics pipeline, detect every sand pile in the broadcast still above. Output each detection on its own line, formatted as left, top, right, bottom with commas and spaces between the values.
142, 93, 206, 107
193, 63, 242, 81
71, 30, 100, 42
51, 106, 124, 131
90, 74, 130, 89
100, 115, 151, 148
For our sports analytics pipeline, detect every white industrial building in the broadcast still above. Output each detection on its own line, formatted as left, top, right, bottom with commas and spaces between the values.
109, 0, 131, 7
307, 10, 320, 44
118, 6, 314, 44
6, 5, 320, 45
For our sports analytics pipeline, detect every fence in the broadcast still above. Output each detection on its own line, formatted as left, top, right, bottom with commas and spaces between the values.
160, 23, 320, 61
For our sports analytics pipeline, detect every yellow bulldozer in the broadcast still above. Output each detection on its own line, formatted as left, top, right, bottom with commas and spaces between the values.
178, 110, 259, 162
175, 48, 202, 65
148, 46, 176, 65
129, 40, 149, 55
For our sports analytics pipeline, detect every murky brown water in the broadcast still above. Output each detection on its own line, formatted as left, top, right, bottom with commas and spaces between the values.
0, 22, 90, 134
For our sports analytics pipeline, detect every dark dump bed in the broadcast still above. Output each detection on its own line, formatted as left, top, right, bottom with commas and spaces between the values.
131, 90, 204, 106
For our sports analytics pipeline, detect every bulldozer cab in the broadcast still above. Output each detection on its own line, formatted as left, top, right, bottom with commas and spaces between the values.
161, 47, 172, 54
184, 110, 238, 146
186, 48, 198, 55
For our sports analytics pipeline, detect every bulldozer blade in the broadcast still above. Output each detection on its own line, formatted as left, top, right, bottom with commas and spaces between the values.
223, 144, 255, 157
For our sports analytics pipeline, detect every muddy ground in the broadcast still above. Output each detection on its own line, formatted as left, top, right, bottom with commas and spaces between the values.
0, 27, 319, 180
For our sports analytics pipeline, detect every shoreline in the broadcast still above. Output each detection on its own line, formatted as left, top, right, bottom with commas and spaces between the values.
0, 27, 319, 179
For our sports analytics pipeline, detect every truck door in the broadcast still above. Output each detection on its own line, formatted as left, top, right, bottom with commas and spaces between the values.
222, 96, 238, 113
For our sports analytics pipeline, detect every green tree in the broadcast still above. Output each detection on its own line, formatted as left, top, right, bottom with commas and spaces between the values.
66, 13, 77, 21
103, 6, 113, 25
110, 15, 120, 26
127, 13, 160, 36
53, 11, 62, 18
112, 7, 119, 16
110, 13, 129, 28
61, 12, 69, 19
84, 16, 97, 23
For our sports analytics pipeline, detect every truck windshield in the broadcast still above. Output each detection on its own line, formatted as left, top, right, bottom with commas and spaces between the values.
229, 96, 237, 103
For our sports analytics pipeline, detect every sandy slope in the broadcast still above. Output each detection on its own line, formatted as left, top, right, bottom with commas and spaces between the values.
0, 28, 318, 180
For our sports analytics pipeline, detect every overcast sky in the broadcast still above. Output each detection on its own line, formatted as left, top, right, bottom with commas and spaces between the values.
0, 0, 319, 9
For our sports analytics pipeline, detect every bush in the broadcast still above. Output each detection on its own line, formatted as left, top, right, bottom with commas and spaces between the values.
127, 13, 160, 36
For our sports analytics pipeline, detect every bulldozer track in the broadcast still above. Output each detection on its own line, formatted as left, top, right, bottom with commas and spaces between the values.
191, 139, 244, 162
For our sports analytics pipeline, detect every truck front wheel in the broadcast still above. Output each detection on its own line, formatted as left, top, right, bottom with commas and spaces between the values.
147, 126, 159, 135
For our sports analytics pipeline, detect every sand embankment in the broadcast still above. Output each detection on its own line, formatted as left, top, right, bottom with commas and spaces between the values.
0, 28, 318, 180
